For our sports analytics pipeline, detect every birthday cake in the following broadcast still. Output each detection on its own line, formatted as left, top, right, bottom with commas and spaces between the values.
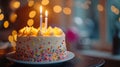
13, 26, 67, 62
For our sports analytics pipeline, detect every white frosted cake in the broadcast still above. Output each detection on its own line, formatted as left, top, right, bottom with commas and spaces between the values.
13, 26, 67, 62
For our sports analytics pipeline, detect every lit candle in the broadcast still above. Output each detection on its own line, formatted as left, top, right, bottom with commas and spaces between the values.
45, 10, 48, 30
39, 6, 43, 31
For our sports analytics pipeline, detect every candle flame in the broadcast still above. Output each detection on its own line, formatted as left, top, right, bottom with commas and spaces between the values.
40, 6, 42, 14
45, 10, 48, 17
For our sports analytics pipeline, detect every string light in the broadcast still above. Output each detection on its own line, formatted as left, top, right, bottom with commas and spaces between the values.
27, 19, 34, 26
28, 0, 34, 7
9, 12, 17, 23
41, 0, 49, 6
10, 1, 20, 10
3, 21, 9, 28
29, 10, 36, 18
63, 7, 71, 15
97, 4, 104, 12
8, 35, 14, 42
111, 5, 119, 15
53, 5, 62, 13
0, 13, 4, 21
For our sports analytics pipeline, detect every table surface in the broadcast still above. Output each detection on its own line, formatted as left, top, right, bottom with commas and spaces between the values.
0, 49, 105, 67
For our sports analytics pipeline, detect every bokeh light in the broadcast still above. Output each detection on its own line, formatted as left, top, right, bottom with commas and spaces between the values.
63, 7, 71, 15
28, 0, 34, 7
41, 0, 49, 6
12, 30, 17, 35
9, 12, 17, 23
27, 19, 34, 26
111, 5, 119, 15
8, 35, 14, 42
53, 5, 62, 13
12, 30, 17, 41
74, 17, 83, 25
29, 10, 36, 18
97, 4, 104, 12
0, 13, 4, 21
3, 21, 9, 28
10, 1, 20, 10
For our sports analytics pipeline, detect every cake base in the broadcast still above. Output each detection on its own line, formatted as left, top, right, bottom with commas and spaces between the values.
6, 51, 75, 64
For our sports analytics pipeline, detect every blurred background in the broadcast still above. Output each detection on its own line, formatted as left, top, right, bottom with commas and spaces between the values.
0, 0, 120, 67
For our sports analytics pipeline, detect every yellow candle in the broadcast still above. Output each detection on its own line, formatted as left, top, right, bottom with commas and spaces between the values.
39, 6, 43, 31
45, 10, 48, 30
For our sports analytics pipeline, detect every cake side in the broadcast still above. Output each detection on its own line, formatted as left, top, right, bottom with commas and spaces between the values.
13, 26, 67, 62
15, 35, 67, 62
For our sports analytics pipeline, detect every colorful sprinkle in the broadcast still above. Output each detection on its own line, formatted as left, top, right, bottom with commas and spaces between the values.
15, 36, 67, 62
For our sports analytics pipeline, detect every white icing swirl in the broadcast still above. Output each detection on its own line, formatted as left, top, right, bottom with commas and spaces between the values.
18, 26, 64, 37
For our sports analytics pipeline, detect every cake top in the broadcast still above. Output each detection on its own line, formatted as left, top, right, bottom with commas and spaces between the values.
8, 25, 65, 44
18, 26, 64, 37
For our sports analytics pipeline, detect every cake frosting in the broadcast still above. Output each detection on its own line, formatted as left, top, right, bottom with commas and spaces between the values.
12, 26, 67, 62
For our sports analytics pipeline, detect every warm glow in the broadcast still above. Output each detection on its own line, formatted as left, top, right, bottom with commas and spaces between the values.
45, 10, 48, 30
53, 5, 62, 13
63, 7, 71, 15
0, 13, 4, 21
41, 0, 49, 6
45, 10, 48, 17
27, 19, 34, 26
42, 26, 63, 36
53, 27, 63, 35
29, 10, 36, 18
9, 12, 17, 23
28, 0, 34, 7
18, 26, 64, 36
8, 35, 14, 42
12, 30, 17, 41
10, 1, 20, 9
39, 6, 43, 30
12, 30, 17, 35
97, 4, 104, 12
43, 26, 53, 36
18, 26, 38, 36
111, 5, 119, 15
3, 21, 9, 28
40, 6, 42, 14
111, 5, 116, 12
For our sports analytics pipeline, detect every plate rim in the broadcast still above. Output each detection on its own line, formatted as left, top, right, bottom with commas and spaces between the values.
6, 51, 75, 64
